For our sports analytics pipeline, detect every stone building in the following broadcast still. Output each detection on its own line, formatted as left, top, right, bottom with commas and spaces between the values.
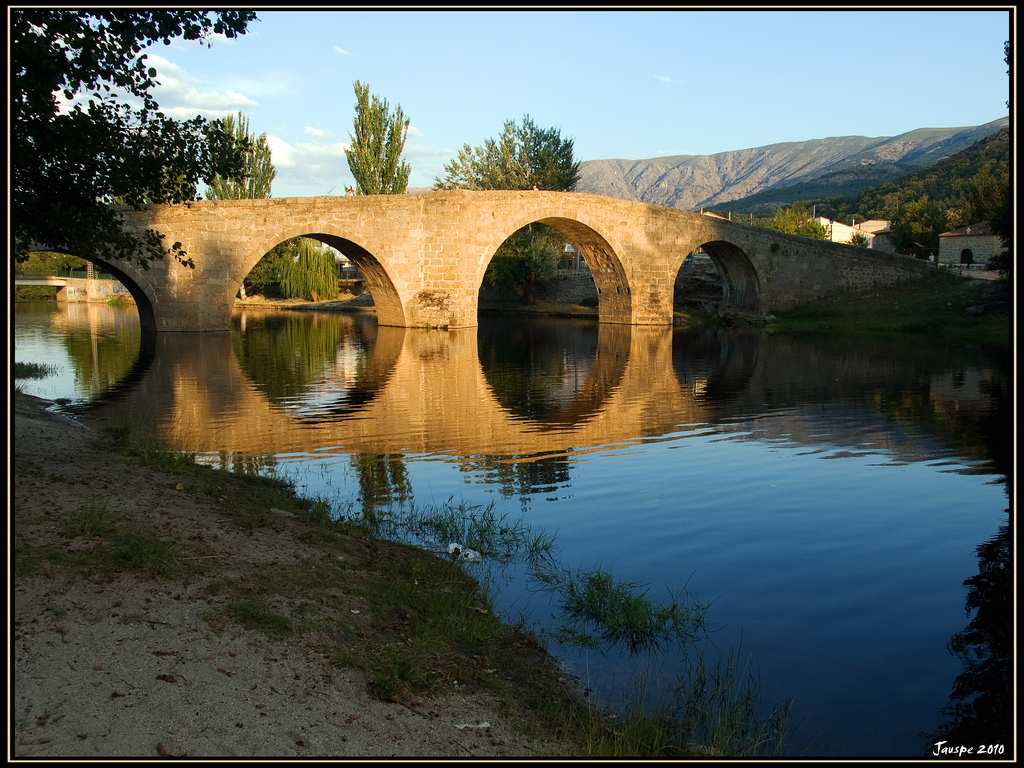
937, 222, 1001, 268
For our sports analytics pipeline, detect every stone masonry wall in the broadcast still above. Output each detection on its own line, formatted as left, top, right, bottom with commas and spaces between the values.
101, 192, 931, 331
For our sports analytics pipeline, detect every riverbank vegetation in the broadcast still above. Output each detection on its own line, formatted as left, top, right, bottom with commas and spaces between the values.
767, 269, 1010, 348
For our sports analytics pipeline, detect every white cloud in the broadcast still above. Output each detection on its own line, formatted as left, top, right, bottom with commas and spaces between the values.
305, 126, 333, 138
145, 54, 258, 118
333, 46, 352, 55
654, 74, 672, 83
267, 135, 354, 197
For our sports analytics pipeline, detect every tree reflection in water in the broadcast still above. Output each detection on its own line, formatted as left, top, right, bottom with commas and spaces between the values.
925, 516, 1012, 755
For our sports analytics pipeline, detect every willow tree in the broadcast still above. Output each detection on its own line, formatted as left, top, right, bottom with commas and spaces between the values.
205, 112, 276, 200
344, 81, 411, 195
279, 239, 339, 301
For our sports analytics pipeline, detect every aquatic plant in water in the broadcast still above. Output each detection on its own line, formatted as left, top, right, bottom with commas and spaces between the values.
14, 361, 60, 379
529, 563, 709, 655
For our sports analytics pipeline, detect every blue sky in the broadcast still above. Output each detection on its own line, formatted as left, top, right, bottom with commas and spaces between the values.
142, 8, 1011, 198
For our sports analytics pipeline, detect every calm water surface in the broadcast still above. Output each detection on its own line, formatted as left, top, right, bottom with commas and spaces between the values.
14, 301, 1012, 758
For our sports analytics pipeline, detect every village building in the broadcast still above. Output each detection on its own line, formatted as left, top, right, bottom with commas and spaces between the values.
813, 217, 892, 249
868, 226, 896, 253
937, 222, 1001, 269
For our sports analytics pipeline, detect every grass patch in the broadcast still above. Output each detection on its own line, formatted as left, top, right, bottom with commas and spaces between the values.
108, 421, 199, 473
61, 506, 117, 539
223, 596, 293, 640
109, 531, 185, 578
769, 271, 1010, 347
106, 294, 133, 308
354, 499, 557, 565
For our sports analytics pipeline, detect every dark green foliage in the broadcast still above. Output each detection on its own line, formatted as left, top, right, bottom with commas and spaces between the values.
486, 224, 565, 303
14, 251, 89, 275
244, 238, 338, 300
279, 239, 339, 300
763, 204, 830, 240
434, 114, 580, 192
244, 240, 298, 295
12, 10, 255, 267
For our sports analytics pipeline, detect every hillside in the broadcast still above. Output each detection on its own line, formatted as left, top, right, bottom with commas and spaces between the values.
576, 118, 1008, 212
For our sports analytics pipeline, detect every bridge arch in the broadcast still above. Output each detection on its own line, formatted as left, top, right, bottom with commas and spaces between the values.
18, 248, 159, 335
475, 211, 632, 324
247, 228, 408, 327
697, 240, 762, 311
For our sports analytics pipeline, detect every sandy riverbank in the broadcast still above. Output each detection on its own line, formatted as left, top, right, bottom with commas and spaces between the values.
11, 394, 581, 759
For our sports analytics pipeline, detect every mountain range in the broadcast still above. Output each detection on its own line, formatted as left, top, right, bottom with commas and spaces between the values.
575, 117, 1009, 213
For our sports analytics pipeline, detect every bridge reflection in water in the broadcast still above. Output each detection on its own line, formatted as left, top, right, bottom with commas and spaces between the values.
73, 310, 975, 474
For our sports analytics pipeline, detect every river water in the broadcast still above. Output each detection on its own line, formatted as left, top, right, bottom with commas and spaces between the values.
13, 301, 1012, 758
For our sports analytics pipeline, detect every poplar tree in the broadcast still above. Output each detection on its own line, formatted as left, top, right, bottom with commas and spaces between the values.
344, 81, 411, 195
205, 113, 276, 200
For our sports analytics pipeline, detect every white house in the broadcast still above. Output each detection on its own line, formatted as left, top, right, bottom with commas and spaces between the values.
813, 217, 891, 248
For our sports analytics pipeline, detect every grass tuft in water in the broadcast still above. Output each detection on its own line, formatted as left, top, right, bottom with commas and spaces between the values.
345, 498, 558, 567
573, 646, 792, 758
14, 361, 61, 380
529, 563, 709, 655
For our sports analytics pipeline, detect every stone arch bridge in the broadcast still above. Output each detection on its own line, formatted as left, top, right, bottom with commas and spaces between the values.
41, 191, 930, 333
